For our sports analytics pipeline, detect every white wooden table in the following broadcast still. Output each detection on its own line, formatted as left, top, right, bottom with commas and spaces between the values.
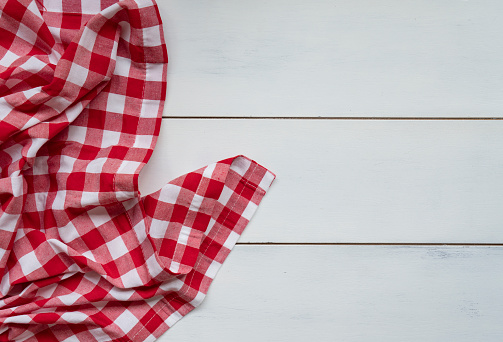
139, 0, 503, 340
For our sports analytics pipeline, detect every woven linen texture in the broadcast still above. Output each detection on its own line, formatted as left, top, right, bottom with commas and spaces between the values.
0, 0, 276, 340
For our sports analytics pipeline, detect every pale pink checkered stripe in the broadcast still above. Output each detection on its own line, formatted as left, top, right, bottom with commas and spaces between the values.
0, 0, 276, 341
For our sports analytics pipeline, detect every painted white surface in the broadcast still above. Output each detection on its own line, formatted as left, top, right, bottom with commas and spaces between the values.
150, 1, 503, 340
139, 119, 503, 243
158, 245, 503, 341
158, 0, 503, 117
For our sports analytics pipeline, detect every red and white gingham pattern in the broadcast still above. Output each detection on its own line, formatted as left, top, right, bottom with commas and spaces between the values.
0, 0, 276, 341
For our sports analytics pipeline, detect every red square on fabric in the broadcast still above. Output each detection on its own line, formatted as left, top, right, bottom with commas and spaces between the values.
78, 145, 101, 160
126, 77, 144, 99
182, 173, 202, 193
43, 255, 68, 276
234, 179, 257, 201
89, 52, 111, 75
159, 239, 177, 259
61, 13, 83, 30
139, 308, 165, 334
81, 229, 106, 250
170, 204, 189, 224
192, 212, 211, 232
67, 173, 86, 191
121, 114, 140, 135
204, 179, 225, 199
110, 145, 129, 159
87, 110, 106, 129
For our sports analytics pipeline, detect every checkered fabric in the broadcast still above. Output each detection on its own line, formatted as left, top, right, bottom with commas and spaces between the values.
0, 0, 276, 341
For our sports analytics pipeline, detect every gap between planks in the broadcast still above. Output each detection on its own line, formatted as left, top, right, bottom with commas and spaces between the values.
162, 116, 503, 120
237, 242, 503, 246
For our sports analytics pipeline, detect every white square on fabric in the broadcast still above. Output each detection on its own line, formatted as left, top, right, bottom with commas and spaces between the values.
168, 261, 180, 273
87, 206, 112, 227
164, 311, 183, 327
176, 225, 192, 246
23, 55, 47, 73
241, 201, 258, 221
130, 217, 146, 239
106, 236, 129, 260
20, 115, 41, 131
81, 191, 100, 207
22, 86, 40, 100
4, 314, 32, 324
45, 94, 72, 113
189, 291, 206, 307
120, 268, 142, 288
136, 0, 154, 8
217, 185, 233, 206
106, 93, 126, 114
230, 157, 251, 177
25, 0, 40, 17
18, 251, 41, 276
259, 170, 275, 192
158, 184, 182, 204
57, 292, 81, 306
189, 194, 204, 212
145, 254, 164, 278
17, 23, 38, 45
202, 163, 216, 179
60, 311, 88, 324
114, 56, 132, 77
204, 218, 216, 235
117, 161, 141, 174
0, 50, 19, 67
0, 211, 17, 230
81, 1, 102, 14
132, 134, 153, 148
143, 335, 158, 342
142, 26, 162, 47
58, 156, 77, 173
85, 158, 107, 173
52, 190, 67, 210
58, 221, 80, 244
140, 99, 160, 118
67, 62, 89, 87
43, 0, 62, 11
67, 125, 88, 145
37, 283, 58, 299
205, 260, 223, 279
79, 27, 98, 51
146, 62, 164, 82
27, 138, 48, 158
48, 26, 62, 44
149, 218, 167, 239
101, 130, 121, 148
81, 250, 96, 262
223, 230, 241, 250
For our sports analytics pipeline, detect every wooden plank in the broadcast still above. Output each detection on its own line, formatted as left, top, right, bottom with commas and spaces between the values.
157, 0, 503, 117
158, 245, 503, 341
138, 119, 503, 243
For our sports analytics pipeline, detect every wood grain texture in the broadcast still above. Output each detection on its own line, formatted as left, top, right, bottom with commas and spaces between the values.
158, 245, 503, 341
158, 0, 503, 117
138, 119, 503, 243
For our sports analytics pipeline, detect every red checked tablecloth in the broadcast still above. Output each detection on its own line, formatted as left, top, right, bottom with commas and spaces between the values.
0, 0, 276, 340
